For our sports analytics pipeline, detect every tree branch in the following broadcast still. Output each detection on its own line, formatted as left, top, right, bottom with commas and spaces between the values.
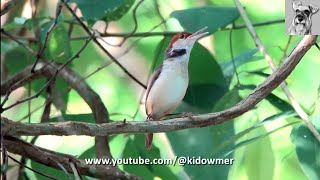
3, 136, 140, 180
233, 0, 320, 142
1, 35, 317, 137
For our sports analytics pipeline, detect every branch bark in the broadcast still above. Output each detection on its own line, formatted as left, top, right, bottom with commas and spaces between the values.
1, 35, 317, 137
3, 136, 139, 180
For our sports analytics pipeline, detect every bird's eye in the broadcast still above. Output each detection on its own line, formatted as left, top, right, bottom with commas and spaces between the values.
179, 34, 185, 39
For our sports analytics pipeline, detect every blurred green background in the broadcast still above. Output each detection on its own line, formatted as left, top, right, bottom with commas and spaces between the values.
1, 0, 319, 179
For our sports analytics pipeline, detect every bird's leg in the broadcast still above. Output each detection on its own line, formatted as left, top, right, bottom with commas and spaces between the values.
161, 113, 181, 120
147, 115, 161, 125
181, 112, 196, 120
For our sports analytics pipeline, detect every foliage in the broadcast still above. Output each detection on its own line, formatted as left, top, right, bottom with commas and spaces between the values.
1, 0, 319, 180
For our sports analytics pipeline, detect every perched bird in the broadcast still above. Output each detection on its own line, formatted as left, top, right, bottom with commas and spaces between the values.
145, 27, 208, 150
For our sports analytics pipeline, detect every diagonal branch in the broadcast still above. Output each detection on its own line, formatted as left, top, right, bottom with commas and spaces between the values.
3, 136, 139, 180
0, 0, 18, 16
1, 35, 317, 137
1, 36, 93, 111
233, 0, 320, 142
31, 0, 63, 72
62, 0, 147, 89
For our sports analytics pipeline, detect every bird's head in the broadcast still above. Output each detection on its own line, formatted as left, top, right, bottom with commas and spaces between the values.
165, 27, 208, 59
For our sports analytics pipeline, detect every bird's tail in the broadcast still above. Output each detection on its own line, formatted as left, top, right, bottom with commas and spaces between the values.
145, 133, 153, 150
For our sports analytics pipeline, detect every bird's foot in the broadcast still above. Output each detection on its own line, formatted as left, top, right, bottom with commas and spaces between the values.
181, 112, 196, 120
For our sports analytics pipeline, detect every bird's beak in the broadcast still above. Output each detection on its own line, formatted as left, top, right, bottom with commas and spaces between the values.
187, 26, 208, 41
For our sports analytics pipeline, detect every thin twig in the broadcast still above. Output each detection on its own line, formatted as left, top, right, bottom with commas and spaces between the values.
0, 52, 64, 108
62, 0, 147, 89
280, 36, 293, 62
15, 60, 114, 122
0, 0, 18, 16
1, 19, 284, 41
1, 29, 36, 55
70, 19, 285, 40
117, 0, 144, 46
8, 155, 59, 180
31, 0, 63, 72
229, 24, 240, 86
1, 36, 93, 112
233, 0, 320, 142
153, 0, 167, 29
120, 18, 167, 57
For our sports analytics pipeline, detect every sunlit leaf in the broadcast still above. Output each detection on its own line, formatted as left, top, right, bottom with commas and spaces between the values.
221, 121, 299, 158
69, 0, 135, 25
3, 17, 48, 31
214, 110, 297, 156
3, 17, 28, 31
220, 48, 262, 83
171, 6, 240, 33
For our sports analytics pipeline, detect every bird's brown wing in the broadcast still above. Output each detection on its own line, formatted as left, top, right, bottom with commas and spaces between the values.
145, 64, 163, 116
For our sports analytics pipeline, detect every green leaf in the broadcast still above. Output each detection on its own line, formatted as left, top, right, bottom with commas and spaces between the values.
291, 116, 320, 180
3, 17, 48, 31
3, 17, 28, 31
123, 134, 178, 180
170, 6, 240, 33
30, 161, 70, 180
36, 18, 72, 111
222, 121, 299, 158
39, 18, 72, 63
214, 87, 242, 111
220, 48, 262, 83
243, 127, 275, 180
4, 47, 30, 76
154, 36, 227, 112
214, 110, 297, 156
1, 41, 19, 56
265, 93, 293, 112
78, 146, 96, 159
241, 70, 270, 78
69, 0, 135, 25
167, 88, 241, 179
242, 84, 294, 112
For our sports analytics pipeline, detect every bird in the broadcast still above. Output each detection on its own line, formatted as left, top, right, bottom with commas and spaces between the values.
144, 27, 208, 150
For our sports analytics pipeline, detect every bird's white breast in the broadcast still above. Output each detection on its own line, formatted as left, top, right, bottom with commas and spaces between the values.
146, 60, 189, 119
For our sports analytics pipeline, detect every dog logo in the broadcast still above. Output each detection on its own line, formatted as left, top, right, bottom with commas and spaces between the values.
287, 0, 319, 35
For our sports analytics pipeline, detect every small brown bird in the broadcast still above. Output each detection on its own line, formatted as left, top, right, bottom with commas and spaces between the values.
145, 27, 208, 150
